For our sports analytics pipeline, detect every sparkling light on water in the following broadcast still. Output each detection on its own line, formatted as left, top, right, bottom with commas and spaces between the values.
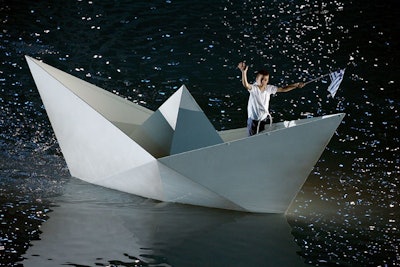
0, 0, 399, 266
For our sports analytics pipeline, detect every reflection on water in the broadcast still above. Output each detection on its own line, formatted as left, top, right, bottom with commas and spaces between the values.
22, 178, 307, 267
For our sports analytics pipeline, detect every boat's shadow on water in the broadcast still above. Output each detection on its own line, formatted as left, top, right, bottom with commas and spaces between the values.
22, 178, 309, 267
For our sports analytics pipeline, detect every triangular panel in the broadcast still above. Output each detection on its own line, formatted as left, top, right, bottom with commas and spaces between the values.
160, 114, 344, 213
25, 56, 152, 135
129, 110, 174, 158
157, 162, 245, 211
169, 86, 223, 155
129, 86, 223, 157
158, 87, 183, 130
26, 56, 156, 185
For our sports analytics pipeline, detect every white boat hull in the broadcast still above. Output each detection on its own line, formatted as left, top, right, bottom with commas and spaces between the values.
26, 56, 345, 213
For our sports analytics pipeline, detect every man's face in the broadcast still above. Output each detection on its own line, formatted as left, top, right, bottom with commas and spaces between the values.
257, 74, 269, 86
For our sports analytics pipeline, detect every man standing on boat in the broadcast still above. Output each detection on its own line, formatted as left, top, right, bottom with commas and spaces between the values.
238, 61, 305, 136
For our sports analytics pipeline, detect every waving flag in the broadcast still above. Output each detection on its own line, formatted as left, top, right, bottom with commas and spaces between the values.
327, 69, 345, 97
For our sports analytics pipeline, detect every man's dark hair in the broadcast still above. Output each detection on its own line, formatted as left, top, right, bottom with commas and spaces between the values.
257, 69, 270, 76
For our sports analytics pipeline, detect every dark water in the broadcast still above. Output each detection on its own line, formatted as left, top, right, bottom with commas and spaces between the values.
1, 0, 399, 266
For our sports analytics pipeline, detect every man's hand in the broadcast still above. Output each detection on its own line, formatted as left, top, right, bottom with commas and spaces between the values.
237, 62, 248, 72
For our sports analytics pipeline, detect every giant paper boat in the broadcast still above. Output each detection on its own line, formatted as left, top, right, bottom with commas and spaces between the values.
26, 56, 344, 213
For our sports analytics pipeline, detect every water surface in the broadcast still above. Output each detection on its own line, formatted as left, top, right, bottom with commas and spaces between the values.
0, 0, 399, 266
